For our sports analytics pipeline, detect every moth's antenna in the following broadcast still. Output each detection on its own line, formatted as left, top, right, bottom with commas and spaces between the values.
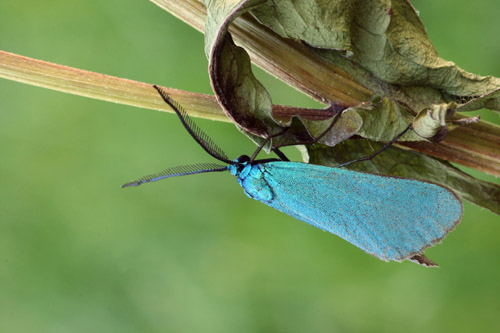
122, 163, 228, 188
153, 85, 232, 164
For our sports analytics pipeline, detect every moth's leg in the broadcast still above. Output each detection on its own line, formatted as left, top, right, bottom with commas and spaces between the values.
272, 107, 344, 149
305, 109, 344, 145
250, 127, 290, 162
337, 123, 413, 168
271, 147, 290, 161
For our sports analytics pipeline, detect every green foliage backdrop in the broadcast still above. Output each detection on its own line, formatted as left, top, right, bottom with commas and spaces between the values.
1, 0, 499, 332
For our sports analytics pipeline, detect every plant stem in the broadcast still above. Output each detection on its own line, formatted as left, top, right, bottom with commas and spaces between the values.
0, 50, 226, 122
1, 44, 500, 175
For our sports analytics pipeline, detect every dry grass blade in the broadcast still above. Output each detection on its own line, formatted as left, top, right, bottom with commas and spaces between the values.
0, 50, 226, 122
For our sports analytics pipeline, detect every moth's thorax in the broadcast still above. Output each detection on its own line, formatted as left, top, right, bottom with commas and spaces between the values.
228, 161, 252, 176
228, 155, 252, 177
233, 162, 274, 202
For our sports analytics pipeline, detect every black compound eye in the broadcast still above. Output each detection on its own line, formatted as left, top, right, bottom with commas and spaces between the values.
236, 155, 250, 163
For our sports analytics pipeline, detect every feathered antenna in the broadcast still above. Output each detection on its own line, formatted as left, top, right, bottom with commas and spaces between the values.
153, 85, 232, 164
122, 163, 228, 188
122, 87, 232, 188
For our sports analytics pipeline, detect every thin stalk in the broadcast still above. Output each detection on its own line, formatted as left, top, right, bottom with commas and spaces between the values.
2, 49, 500, 175
0, 50, 226, 122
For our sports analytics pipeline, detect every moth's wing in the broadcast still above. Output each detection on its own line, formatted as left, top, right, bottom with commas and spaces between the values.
239, 162, 462, 262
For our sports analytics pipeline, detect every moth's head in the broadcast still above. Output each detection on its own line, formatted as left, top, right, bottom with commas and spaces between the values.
228, 155, 251, 176
235, 155, 250, 164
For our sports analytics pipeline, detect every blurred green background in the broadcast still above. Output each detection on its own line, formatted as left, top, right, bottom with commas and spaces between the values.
1, 1, 500, 332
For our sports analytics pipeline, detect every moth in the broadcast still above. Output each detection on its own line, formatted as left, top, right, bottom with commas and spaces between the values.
123, 85, 462, 266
